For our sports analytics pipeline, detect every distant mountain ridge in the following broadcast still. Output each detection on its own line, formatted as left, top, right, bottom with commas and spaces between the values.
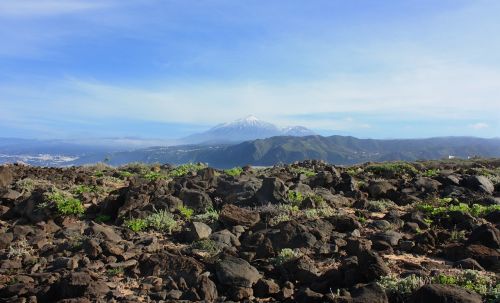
73, 135, 500, 168
180, 115, 316, 144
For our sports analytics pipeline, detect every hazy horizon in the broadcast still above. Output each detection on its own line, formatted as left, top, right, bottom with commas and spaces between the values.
1, 1, 499, 140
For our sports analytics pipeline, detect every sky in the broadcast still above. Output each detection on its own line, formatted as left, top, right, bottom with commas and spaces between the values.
0, 0, 499, 140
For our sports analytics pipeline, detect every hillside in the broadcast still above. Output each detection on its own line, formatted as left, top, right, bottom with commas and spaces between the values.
85, 136, 500, 168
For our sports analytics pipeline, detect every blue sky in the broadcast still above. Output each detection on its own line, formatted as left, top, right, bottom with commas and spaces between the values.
0, 0, 499, 140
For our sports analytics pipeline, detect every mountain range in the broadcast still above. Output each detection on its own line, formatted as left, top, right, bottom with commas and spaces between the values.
1, 116, 499, 167
180, 115, 315, 144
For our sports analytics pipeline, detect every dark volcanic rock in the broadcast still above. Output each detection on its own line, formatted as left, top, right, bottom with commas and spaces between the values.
256, 177, 287, 204
216, 255, 261, 288
410, 284, 482, 303
219, 204, 260, 227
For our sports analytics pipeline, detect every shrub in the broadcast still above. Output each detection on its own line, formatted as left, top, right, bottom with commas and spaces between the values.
48, 192, 85, 216
145, 210, 177, 233
72, 185, 99, 195
194, 207, 220, 223
366, 200, 394, 212
366, 162, 418, 176
378, 274, 426, 296
168, 163, 206, 177
310, 194, 326, 208
224, 167, 243, 177
287, 190, 304, 207
274, 248, 300, 266
179, 205, 194, 220
7, 239, 34, 259
106, 267, 124, 277
290, 167, 316, 177
423, 169, 440, 177
15, 178, 36, 193
191, 239, 220, 256
269, 213, 292, 226
95, 214, 111, 223
143, 171, 165, 181
125, 218, 147, 232
118, 171, 133, 179
433, 270, 498, 298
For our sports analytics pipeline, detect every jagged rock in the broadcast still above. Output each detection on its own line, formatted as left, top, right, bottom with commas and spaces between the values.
351, 283, 388, 303
179, 188, 213, 212
282, 256, 319, 283
368, 181, 396, 199
0, 166, 13, 189
410, 284, 482, 303
467, 224, 499, 248
254, 278, 280, 297
215, 255, 261, 288
186, 221, 212, 241
295, 287, 324, 303
219, 204, 260, 227
256, 177, 287, 204
198, 275, 218, 303
463, 175, 494, 194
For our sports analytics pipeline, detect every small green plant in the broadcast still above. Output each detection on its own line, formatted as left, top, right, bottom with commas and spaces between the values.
145, 209, 177, 233
95, 214, 112, 223
7, 239, 34, 259
118, 171, 133, 179
346, 168, 360, 176
193, 207, 220, 223
179, 205, 194, 220
290, 167, 316, 177
287, 190, 304, 207
224, 167, 243, 177
366, 162, 418, 176
15, 178, 36, 193
106, 267, 124, 277
366, 200, 394, 212
94, 171, 105, 178
143, 171, 165, 181
72, 185, 99, 195
274, 248, 300, 266
450, 226, 466, 241
191, 239, 220, 256
125, 218, 148, 232
168, 163, 206, 177
310, 194, 326, 208
48, 192, 85, 216
305, 209, 319, 219
269, 213, 292, 226
378, 274, 426, 296
423, 169, 440, 177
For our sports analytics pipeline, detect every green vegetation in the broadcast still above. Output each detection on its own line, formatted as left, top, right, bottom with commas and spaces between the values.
106, 267, 124, 277
143, 171, 166, 181
417, 202, 500, 218
95, 214, 111, 223
94, 171, 105, 178
274, 248, 300, 266
145, 209, 177, 233
193, 207, 220, 223
15, 178, 36, 193
47, 192, 85, 216
168, 163, 206, 177
450, 226, 466, 241
366, 162, 418, 176
290, 167, 316, 177
125, 218, 148, 232
191, 239, 220, 256
378, 274, 426, 296
310, 194, 326, 207
224, 167, 243, 177
287, 190, 304, 207
269, 213, 292, 226
422, 169, 440, 177
178, 205, 194, 220
118, 171, 133, 179
72, 185, 100, 195
433, 270, 499, 300
379, 270, 499, 302
366, 200, 395, 212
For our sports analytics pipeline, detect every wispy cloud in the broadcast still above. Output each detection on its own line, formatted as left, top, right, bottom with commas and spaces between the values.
469, 122, 489, 130
0, 0, 113, 18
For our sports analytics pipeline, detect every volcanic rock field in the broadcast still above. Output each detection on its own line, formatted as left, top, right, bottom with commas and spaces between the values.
0, 159, 499, 303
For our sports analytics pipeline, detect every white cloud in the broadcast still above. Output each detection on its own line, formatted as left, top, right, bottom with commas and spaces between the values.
469, 122, 489, 130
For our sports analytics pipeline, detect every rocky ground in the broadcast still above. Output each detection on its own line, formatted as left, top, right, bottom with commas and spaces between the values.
0, 159, 499, 303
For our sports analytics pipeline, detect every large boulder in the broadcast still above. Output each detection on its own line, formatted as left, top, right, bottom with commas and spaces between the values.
467, 224, 499, 249
368, 181, 396, 199
351, 283, 388, 303
179, 189, 213, 212
463, 175, 494, 194
256, 177, 287, 204
219, 204, 260, 227
215, 255, 261, 288
0, 166, 13, 189
410, 284, 482, 303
